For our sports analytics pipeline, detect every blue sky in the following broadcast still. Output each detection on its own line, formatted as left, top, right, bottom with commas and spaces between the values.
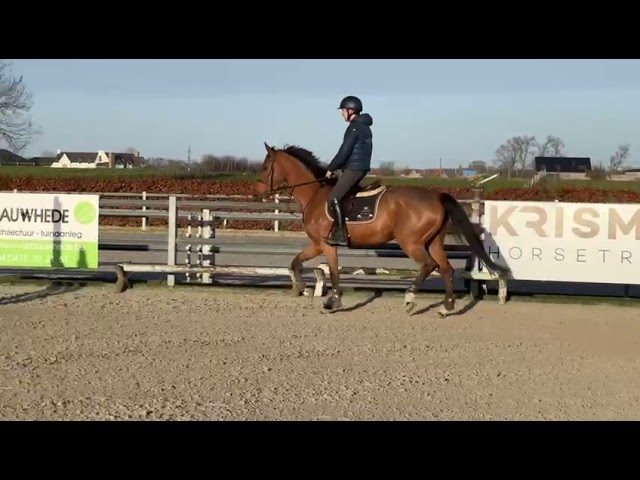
8, 59, 640, 168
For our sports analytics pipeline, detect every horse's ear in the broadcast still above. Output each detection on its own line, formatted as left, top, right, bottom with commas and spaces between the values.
264, 142, 275, 156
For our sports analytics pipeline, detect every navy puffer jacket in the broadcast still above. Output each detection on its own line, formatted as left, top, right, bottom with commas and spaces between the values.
327, 113, 373, 172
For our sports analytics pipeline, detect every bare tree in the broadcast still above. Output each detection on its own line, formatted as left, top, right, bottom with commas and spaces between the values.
123, 147, 139, 154
0, 60, 41, 152
494, 135, 536, 178
549, 136, 566, 157
199, 154, 261, 174
165, 159, 187, 169
494, 143, 517, 178
535, 135, 567, 157
144, 157, 167, 168
518, 135, 536, 171
378, 161, 395, 176
41, 149, 56, 157
609, 144, 631, 172
467, 160, 487, 174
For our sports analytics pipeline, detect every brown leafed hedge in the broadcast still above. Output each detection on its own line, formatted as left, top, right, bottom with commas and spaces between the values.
2, 177, 639, 230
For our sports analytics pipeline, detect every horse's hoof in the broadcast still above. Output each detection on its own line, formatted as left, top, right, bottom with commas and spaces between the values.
405, 302, 417, 314
322, 296, 342, 311
303, 287, 313, 297
404, 290, 416, 314
290, 282, 306, 297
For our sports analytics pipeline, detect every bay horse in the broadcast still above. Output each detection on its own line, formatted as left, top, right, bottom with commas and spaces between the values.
253, 142, 510, 315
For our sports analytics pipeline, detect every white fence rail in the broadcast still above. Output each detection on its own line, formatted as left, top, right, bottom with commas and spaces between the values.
109, 193, 504, 302
0, 189, 504, 302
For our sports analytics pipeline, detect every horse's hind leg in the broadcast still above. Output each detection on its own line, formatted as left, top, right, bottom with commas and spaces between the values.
398, 242, 438, 314
428, 230, 455, 317
320, 243, 342, 311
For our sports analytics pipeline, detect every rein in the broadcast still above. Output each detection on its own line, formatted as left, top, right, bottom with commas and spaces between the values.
270, 177, 328, 194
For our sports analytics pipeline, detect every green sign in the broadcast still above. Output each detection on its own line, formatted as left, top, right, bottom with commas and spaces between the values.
0, 193, 100, 269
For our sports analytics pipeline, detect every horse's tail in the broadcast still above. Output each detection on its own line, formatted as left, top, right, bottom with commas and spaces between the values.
439, 192, 511, 276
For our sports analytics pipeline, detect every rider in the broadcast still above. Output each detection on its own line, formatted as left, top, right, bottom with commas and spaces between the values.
325, 95, 373, 246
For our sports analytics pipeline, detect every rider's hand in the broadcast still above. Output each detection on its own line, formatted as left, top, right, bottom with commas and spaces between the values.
325, 170, 334, 178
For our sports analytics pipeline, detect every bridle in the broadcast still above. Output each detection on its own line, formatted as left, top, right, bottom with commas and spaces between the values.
257, 156, 330, 219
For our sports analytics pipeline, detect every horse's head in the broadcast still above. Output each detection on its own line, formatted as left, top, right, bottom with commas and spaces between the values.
253, 142, 288, 200
253, 142, 331, 201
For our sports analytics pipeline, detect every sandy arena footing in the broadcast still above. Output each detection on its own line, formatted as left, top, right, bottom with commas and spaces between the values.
1, 283, 640, 420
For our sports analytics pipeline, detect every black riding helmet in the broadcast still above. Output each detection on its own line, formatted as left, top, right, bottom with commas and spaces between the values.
338, 95, 363, 113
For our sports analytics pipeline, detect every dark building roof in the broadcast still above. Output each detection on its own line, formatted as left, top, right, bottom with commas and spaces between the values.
534, 156, 592, 173
0, 150, 58, 167
0, 149, 26, 165
28, 156, 57, 166
56, 152, 99, 163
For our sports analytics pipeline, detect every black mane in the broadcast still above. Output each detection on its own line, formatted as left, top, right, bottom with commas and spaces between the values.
278, 144, 328, 179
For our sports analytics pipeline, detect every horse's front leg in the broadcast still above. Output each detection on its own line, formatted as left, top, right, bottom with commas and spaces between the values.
320, 243, 342, 310
289, 242, 322, 296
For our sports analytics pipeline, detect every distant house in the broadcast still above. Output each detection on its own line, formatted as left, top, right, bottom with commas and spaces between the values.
109, 151, 145, 169
400, 170, 423, 178
52, 151, 107, 168
426, 168, 461, 178
51, 150, 144, 169
1, 148, 145, 169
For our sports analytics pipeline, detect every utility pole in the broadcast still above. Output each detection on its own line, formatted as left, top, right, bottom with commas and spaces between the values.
187, 145, 191, 171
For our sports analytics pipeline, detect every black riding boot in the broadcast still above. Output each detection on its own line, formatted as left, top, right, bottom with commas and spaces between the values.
326, 198, 349, 247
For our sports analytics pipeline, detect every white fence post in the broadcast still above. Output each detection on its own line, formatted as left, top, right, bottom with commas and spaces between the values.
274, 193, 280, 232
202, 208, 213, 284
141, 191, 147, 230
167, 196, 177, 287
470, 188, 482, 273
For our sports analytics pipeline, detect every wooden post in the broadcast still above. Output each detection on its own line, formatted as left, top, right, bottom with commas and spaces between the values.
167, 196, 177, 287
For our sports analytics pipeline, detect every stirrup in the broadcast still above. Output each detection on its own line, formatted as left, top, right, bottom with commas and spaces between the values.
326, 225, 349, 246
326, 236, 349, 247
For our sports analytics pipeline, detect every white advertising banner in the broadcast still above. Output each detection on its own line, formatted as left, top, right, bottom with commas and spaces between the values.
0, 192, 100, 269
481, 200, 640, 284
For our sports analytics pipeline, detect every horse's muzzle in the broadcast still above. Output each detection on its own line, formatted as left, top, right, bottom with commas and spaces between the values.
252, 181, 269, 201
